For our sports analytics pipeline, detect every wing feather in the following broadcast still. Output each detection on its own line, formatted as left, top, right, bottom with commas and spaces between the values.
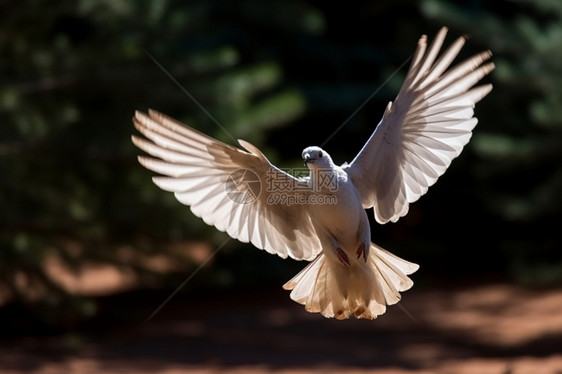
133, 110, 321, 260
345, 27, 494, 223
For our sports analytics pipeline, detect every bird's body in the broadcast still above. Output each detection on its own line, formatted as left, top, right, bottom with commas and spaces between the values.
132, 27, 494, 319
305, 159, 369, 257
279, 150, 417, 319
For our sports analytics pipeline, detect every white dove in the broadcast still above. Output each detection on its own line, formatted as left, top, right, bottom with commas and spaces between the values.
132, 27, 494, 319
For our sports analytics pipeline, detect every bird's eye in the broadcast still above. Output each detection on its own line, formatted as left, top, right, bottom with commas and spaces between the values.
318, 151, 323, 158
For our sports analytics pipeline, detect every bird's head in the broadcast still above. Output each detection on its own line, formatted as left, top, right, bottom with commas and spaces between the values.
302, 146, 333, 169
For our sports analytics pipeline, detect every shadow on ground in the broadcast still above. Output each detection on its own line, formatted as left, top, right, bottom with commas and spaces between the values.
1, 282, 562, 374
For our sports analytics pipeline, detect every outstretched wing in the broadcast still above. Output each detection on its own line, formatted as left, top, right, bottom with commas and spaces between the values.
132, 110, 321, 260
344, 27, 494, 224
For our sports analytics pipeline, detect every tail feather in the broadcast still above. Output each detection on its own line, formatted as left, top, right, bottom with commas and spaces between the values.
283, 255, 321, 301
372, 243, 419, 304
376, 245, 420, 277
283, 243, 418, 320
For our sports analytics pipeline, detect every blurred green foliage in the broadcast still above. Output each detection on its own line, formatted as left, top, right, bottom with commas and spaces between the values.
0, 0, 561, 326
0, 0, 312, 324
421, 0, 562, 284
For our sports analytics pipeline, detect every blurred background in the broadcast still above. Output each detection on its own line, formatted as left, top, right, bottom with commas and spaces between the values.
1, 0, 561, 373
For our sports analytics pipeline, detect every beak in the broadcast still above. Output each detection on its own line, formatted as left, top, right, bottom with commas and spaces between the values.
303, 154, 310, 166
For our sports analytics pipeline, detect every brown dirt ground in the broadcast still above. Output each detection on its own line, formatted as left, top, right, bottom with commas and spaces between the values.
1, 282, 562, 374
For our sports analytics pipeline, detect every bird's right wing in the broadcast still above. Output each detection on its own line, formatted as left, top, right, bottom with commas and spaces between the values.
132, 110, 322, 261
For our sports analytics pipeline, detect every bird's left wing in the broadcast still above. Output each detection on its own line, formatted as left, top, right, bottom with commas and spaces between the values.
132, 110, 321, 260
344, 27, 494, 224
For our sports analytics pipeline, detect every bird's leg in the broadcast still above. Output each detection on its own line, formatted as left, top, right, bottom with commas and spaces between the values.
328, 236, 351, 266
356, 242, 368, 263
335, 247, 351, 266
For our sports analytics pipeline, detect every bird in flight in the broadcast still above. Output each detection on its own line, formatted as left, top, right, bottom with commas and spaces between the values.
132, 27, 494, 319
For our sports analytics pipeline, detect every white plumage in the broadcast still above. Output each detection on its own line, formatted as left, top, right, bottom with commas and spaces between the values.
132, 27, 494, 319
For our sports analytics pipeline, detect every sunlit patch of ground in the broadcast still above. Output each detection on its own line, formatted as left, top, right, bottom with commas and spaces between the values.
1, 278, 561, 374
